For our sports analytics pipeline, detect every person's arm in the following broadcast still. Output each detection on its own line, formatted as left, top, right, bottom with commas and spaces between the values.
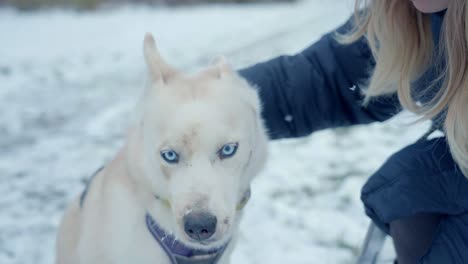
239, 16, 401, 140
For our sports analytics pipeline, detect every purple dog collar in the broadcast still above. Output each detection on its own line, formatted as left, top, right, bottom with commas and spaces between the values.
145, 213, 229, 264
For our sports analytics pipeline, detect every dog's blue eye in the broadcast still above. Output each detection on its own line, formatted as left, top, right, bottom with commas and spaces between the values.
160, 150, 179, 164
218, 143, 238, 159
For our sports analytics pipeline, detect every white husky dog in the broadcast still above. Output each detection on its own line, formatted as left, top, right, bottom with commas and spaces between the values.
56, 33, 268, 264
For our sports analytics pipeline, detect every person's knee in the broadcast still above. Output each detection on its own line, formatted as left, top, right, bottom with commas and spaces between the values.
361, 140, 434, 197
390, 213, 442, 264
361, 138, 457, 232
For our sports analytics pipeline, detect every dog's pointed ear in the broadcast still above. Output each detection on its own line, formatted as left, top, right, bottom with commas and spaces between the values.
214, 55, 233, 77
215, 55, 232, 74
203, 55, 233, 79
143, 33, 176, 83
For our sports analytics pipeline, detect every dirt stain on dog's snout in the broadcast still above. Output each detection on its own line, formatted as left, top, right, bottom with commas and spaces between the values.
184, 195, 210, 212
160, 164, 171, 179
193, 196, 209, 209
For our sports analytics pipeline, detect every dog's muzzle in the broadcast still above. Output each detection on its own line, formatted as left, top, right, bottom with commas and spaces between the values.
146, 213, 228, 264
147, 188, 252, 263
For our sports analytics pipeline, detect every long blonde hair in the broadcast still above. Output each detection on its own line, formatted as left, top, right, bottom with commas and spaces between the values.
340, 0, 468, 176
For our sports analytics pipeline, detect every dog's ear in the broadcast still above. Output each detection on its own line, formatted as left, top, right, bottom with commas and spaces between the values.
202, 55, 233, 79
214, 55, 233, 77
143, 33, 176, 83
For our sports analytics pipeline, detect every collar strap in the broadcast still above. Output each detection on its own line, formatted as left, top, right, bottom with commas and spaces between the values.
155, 187, 252, 211
145, 213, 228, 264
79, 166, 104, 208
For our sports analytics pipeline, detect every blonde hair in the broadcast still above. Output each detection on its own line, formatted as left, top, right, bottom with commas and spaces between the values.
339, 0, 468, 176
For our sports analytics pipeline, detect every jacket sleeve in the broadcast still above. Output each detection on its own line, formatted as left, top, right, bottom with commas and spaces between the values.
239, 16, 401, 140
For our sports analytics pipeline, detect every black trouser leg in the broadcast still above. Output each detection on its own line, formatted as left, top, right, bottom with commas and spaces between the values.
390, 213, 442, 264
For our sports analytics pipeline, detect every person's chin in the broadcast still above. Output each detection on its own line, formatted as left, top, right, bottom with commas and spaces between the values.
410, 0, 448, 14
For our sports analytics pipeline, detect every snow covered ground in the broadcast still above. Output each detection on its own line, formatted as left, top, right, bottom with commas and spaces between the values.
0, 1, 431, 263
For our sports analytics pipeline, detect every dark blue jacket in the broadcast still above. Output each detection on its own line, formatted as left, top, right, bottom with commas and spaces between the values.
240, 11, 468, 263
239, 16, 401, 140
239, 11, 450, 139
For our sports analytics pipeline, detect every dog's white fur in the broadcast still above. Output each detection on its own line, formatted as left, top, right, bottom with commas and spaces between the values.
56, 33, 268, 264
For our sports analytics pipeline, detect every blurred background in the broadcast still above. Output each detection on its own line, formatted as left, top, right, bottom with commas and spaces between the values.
0, 0, 429, 263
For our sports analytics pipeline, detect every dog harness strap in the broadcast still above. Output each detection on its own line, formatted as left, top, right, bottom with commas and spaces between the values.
146, 214, 178, 264
145, 213, 228, 264
79, 166, 104, 208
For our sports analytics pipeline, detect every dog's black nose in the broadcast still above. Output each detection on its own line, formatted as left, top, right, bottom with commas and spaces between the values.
183, 211, 217, 241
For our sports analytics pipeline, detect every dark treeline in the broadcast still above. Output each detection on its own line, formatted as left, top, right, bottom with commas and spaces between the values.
0, 0, 296, 11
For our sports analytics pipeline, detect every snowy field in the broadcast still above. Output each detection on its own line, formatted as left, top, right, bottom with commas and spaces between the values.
0, 0, 431, 263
